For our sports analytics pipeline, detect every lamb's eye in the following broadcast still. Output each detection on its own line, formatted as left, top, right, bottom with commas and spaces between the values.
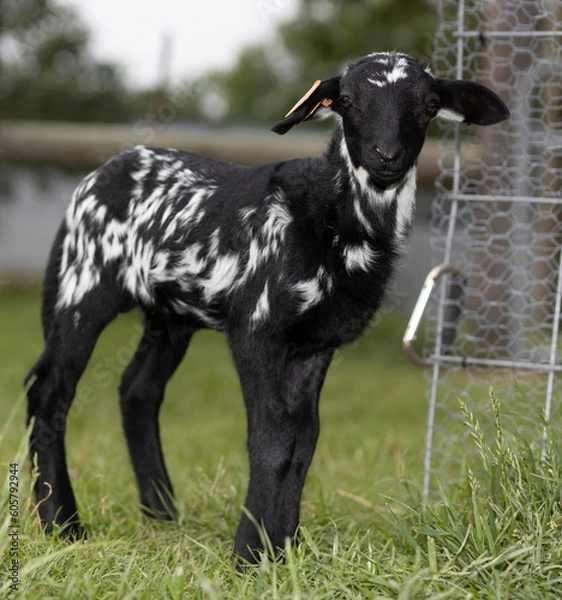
339, 95, 353, 109
426, 100, 440, 117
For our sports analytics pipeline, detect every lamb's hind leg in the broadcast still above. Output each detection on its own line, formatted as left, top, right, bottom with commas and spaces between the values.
119, 316, 193, 520
26, 288, 121, 537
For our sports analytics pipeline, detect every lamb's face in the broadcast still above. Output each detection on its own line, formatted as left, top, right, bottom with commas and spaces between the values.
335, 53, 439, 188
272, 50, 509, 191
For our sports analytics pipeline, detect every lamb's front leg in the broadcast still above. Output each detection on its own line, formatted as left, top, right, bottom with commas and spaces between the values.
228, 331, 297, 562
274, 349, 334, 542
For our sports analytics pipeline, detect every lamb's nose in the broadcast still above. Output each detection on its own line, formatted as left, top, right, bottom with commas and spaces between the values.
374, 145, 401, 164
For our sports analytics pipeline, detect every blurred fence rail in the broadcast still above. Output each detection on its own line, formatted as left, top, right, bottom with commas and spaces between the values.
0, 120, 450, 186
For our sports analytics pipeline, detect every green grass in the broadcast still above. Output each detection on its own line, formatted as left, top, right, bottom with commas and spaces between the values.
1, 287, 561, 598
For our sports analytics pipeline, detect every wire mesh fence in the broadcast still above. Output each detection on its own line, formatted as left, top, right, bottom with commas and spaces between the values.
422, 0, 562, 496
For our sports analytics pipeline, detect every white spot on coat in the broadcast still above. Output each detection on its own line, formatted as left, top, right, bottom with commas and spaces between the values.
367, 77, 387, 88
386, 64, 408, 84
245, 239, 263, 278
262, 196, 292, 255
353, 197, 373, 235
176, 187, 213, 226
293, 265, 331, 314
339, 135, 377, 200
200, 253, 240, 302
343, 241, 377, 273
208, 228, 221, 258
170, 300, 220, 328
250, 282, 270, 328
239, 206, 257, 223
395, 168, 417, 238
293, 278, 323, 313
176, 243, 208, 276
101, 219, 128, 264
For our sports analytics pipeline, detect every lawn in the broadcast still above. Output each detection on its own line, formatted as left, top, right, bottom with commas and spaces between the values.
1, 285, 561, 598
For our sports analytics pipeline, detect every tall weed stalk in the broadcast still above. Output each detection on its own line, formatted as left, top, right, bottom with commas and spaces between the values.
392, 387, 562, 596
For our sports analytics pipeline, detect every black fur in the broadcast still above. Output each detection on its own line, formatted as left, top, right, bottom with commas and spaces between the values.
25, 52, 508, 563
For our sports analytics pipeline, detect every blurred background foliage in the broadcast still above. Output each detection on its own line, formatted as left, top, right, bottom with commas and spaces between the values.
0, 0, 438, 125
1, 0, 136, 121
202, 0, 438, 124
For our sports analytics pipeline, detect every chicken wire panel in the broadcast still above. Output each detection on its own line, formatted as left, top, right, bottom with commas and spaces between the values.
423, 0, 562, 495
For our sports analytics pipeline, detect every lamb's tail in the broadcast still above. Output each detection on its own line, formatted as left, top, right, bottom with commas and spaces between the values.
41, 220, 67, 342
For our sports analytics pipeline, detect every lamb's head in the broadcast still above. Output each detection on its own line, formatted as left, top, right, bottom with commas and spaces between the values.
272, 51, 509, 190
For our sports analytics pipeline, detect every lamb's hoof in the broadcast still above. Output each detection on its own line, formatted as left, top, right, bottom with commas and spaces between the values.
45, 519, 86, 541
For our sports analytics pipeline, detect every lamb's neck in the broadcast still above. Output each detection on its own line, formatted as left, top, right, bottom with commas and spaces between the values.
325, 127, 418, 247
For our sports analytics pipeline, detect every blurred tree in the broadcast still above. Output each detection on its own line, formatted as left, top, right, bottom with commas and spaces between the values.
195, 0, 438, 125
1, 0, 131, 121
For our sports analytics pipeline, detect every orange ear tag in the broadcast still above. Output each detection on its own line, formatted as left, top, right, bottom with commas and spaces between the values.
304, 97, 333, 120
305, 100, 322, 120
285, 79, 322, 118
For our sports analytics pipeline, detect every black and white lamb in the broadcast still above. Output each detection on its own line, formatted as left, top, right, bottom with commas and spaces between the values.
25, 51, 509, 562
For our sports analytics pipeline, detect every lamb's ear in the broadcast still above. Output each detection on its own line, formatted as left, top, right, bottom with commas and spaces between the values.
435, 79, 510, 126
271, 76, 341, 135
